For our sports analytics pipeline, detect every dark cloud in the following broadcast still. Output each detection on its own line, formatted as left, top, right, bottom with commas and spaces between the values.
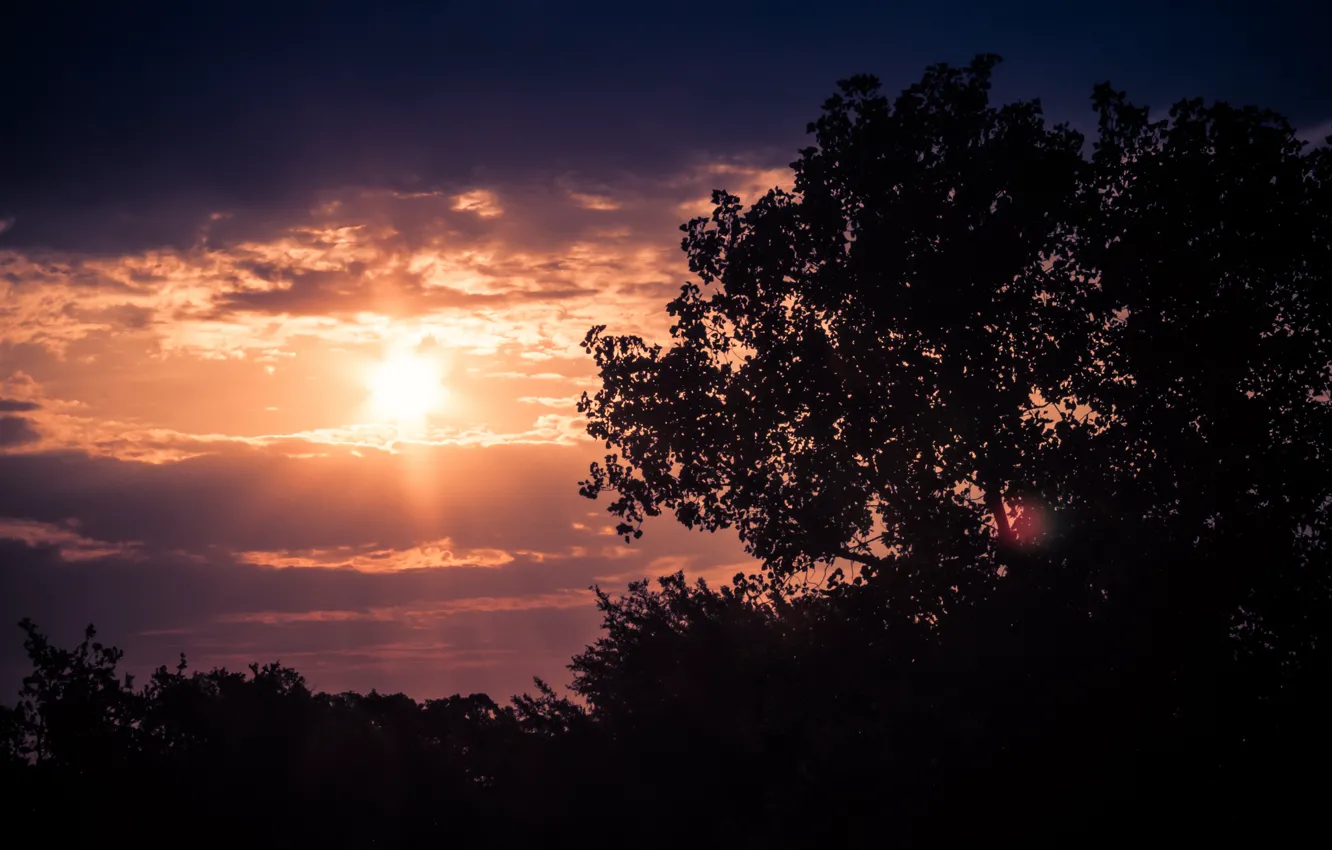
0, 445, 580, 551
0, 399, 40, 412
0, 540, 589, 637
0, 415, 40, 447
0, 442, 744, 563
216, 268, 389, 316
4, 2, 1327, 254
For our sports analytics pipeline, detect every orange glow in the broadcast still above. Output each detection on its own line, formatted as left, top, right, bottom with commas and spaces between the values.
0, 164, 772, 696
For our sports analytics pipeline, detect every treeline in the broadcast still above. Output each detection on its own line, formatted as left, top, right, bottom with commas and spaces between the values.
4, 571, 1325, 846
1, 617, 580, 846
5, 55, 1332, 846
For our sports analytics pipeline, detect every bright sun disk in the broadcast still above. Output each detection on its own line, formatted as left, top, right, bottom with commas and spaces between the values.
366, 352, 448, 426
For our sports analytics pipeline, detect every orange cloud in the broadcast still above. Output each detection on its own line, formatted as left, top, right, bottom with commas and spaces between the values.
451, 189, 504, 217
239, 538, 516, 572
569, 191, 621, 211
220, 591, 591, 626
0, 518, 139, 560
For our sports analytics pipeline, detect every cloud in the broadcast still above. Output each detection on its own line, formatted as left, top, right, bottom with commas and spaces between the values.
237, 538, 518, 572
452, 190, 504, 218
0, 157, 794, 368
221, 590, 593, 625
517, 395, 580, 408
0, 438, 749, 563
568, 192, 621, 211
0, 398, 40, 412
0, 517, 137, 560
0, 415, 40, 447
0, 371, 41, 400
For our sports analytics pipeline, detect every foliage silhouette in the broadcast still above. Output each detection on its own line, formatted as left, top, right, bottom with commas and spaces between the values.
579, 52, 1331, 839
7, 55, 1331, 846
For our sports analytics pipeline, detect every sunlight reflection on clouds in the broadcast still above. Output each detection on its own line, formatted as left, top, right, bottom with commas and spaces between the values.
0, 158, 780, 694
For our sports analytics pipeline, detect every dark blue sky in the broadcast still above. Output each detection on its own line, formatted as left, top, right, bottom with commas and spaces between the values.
4, 0, 1330, 251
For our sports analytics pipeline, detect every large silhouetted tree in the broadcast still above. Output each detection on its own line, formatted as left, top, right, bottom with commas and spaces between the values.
581, 53, 1329, 596
580, 54, 1332, 836
581, 56, 1330, 654
583, 57, 1092, 607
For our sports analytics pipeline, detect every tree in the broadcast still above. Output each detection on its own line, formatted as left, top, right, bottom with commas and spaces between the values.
1075, 85, 1332, 674
579, 54, 1331, 641
581, 55, 1091, 613
579, 54, 1332, 829
12, 618, 141, 769
3, 620, 570, 848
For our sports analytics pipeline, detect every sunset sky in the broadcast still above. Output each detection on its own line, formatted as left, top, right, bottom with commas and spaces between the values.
3, 1, 1329, 699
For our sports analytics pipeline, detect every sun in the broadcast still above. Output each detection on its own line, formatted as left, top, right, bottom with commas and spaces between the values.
365, 351, 448, 427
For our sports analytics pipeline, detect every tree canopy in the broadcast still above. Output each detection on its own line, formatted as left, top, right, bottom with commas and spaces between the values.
580, 53, 1331, 663
577, 54, 1332, 837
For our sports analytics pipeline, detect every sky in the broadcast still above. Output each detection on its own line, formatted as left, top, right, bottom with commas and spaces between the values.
2, 0, 1330, 699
